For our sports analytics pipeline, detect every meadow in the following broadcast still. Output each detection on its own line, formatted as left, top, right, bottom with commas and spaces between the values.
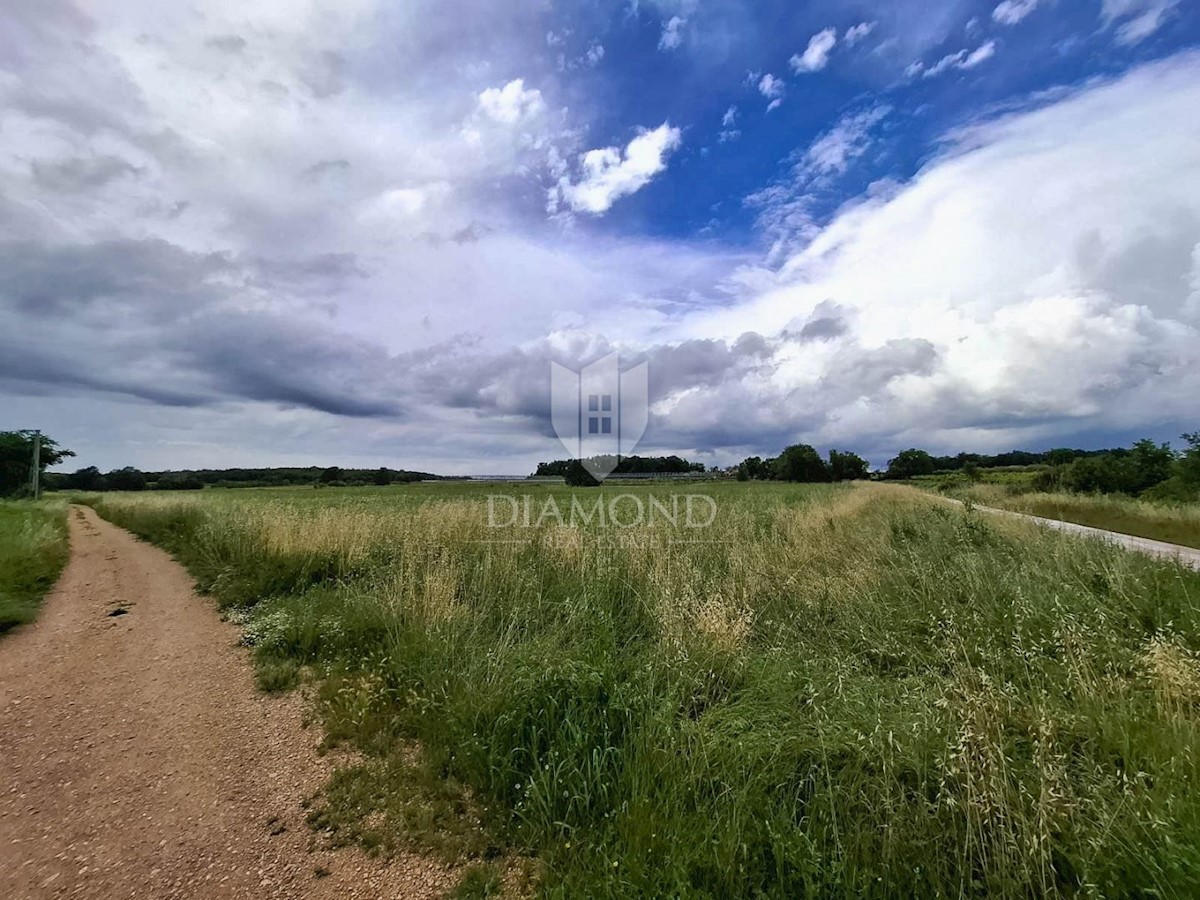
0, 498, 70, 633
83, 481, 1200, 898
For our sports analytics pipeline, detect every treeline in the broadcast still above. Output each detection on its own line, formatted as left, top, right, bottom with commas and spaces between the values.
928, 448, 1114, 470
534, 455, 707, 478
45, 465, 446, 492
881, 447, 1119, 480
884, 435, 1200, 501
1034, 435, 1200, 500
736, 446, 869, 483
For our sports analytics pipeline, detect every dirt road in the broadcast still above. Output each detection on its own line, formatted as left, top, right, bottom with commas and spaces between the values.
0, 506, 455, 900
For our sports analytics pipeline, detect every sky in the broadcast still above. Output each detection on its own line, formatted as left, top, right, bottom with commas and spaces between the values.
2, 0, 1199, 474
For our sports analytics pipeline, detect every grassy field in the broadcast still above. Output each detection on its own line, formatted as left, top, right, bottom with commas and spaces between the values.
84, 481, 1200, 898
0, 498, 70, 633
942, 483, 1200, 550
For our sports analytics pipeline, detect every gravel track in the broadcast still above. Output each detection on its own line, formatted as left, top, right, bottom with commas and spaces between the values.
0, 506, 457, 899
942, 497, 1200, 570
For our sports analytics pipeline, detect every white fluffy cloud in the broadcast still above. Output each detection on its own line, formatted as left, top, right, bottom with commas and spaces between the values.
684, 54, 1200, 454
549, 123, 682, 215
1101, 0, 1180, 45
804, 106, 891, 177
843, 22, 876, 46
476, 79, 545, 125
791, 28, 838, 73
913, 40, 997, 78
756, 73, 785, 111
992, 0, 1041, 26
659, 15, 686, 50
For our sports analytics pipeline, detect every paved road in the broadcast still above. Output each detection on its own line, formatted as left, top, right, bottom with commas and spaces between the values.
0, 506, 454, 900
945, 498, 1200, 571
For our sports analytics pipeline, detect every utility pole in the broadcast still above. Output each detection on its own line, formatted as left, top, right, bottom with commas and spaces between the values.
29, 430, 41, 501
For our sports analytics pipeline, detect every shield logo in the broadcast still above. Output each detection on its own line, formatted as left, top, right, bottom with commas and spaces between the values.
550, 352, 648, 481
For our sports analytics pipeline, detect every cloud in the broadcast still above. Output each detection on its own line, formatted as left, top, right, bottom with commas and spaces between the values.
992, 0, 1041, 26
915, 40, 998, 78
206, 34, 248, 54
756, 73, 785, 110
31, 155, 141, 192
843, 22, 876, 46
475, 79, 545, 126
757, 73, 784, 98
659, 15, 686, 50
718, 106, 739, 142
790, 28, 838, 73
1101, 0, 1180, 45
7, 1, 1200, 474
685, 53, 1200, 456
803, 106, 891, 177
742, 106, 890, 261
962, 41, 998, 68
549, 123, 682, 215
0, 238, 401, 418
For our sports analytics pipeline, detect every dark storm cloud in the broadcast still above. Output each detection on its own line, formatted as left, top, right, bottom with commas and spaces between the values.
0, 238, 404, 419
820, 338, 940, 398
206, 35, 247, 54
177, 313, 406, 418
0, 239, 234, 321
249, 252, 368, 287
783, 299, 852, 343
798, 315, 848, 342
645, 335, 774, 397
302, 159, 351, 180
0, 340, 211, 409
31, 155, 142, 192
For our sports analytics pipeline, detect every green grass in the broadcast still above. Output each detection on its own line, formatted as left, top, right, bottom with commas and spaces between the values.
942, 483, 1200, 550
0, 498, 70, 634
84, 481, 1200, 898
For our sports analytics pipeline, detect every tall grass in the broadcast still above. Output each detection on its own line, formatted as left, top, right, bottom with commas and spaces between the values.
947, 483, 1200, 549
88, 482, 1200, 897
0, 498, 70, 633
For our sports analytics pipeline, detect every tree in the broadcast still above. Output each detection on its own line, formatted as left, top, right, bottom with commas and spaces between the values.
563, 460, 600, 487
736, 456, 768, 481
104, 467, 147, 492
0, 431, 75, 497
372, 467, 393, 486
155, 474, 204, 490
1127, 438, 1175, 494
1046, 448, 1078, 466
1181, 432, 1200, 489
828, 449, 868, 481
1064, 439, 1176, 496
885, 449, 936, 480
773, 444, 831, 483
65, 466, 106, 491
319, 466, 343, 484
